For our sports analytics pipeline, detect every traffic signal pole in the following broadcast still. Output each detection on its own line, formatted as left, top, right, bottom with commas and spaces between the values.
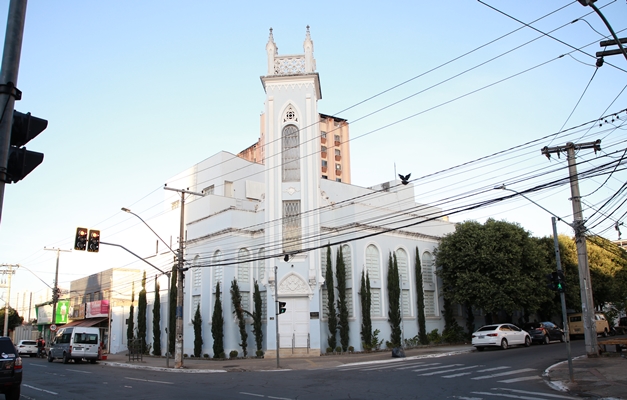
43, 247, 70, 333
0, 0, 27, 224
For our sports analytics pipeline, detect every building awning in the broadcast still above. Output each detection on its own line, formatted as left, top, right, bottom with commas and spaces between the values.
63, 317, 108, 328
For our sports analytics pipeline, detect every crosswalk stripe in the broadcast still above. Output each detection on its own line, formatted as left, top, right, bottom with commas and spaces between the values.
359, 361, 431, 371
419, 365, 482, 376
442, 372, 475, 378
471, 391, 546, 400
476, 366, 510, 372
471, 368, 535, 380
394, 362, 432, 370
496, 388, 577, 399
412, 363, 463, 372
498, 375, 541, 383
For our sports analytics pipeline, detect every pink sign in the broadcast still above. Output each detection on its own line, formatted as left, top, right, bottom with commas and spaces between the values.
86, 299, 110, 318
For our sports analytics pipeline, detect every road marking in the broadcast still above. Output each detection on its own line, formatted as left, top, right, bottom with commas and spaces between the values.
472, 391, 542, 399
419, 365, 482, 376
28, 363, 47, 368
23, 384, 58, 395
477, 366, 510, 372
66, 368, 91, 374
394, 362, 431, 370
472, 368, 535, 380
240, 393, 265, 398
126, 377, 174, 385
495, 388, 578, 399
413, 363, 462, 372
497, 375, 541, 383
268, 396, 292, 400
359, 361, 428, 371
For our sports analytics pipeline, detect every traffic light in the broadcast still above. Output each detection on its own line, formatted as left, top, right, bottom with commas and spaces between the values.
74, 227, 88, 251
546, 273, 556, 291
87, 229, 100, 253
6, 111, 47, 183
555, 271, 566, 293
278, 301, 287, 314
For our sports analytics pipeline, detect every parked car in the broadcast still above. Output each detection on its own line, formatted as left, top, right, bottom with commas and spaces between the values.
49, 327, 101, 364
523, 321, 565, 344
0, 337, 22, 400
568, 312, 610, 338
16, 340, 38, 357
471, 323, 531, 351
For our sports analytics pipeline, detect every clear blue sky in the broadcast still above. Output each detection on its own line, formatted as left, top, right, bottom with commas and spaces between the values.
1, 1, 626, 309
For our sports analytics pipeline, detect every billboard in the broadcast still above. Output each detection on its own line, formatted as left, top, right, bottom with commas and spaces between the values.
36, 300, 70, 325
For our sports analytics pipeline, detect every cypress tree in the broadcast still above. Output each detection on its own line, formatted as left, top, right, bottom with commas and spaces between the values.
211, 282, 224, 358
252, 280, 263, 355
231, 278, 248, 357
336, 246, 349, 351
387, 252, 402, 347
127, 282, 135, 343
152, 278, 162, 356
137, 271, 147, 353
168, 264, 177, 356
360, 270, 372, 349
325, 246, 337, 350
192, 304, 203, 357
415, 247, 428, 345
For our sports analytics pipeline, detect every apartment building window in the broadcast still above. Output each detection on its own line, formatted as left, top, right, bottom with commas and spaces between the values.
282, 200, 301, 253
203, 185, 215, 195
282, 124, 300, 182
334, 134, 341, 144
321, 146, 327, 154
322, 175, 328, 179
336, 178, 341, 182
335, 149, 340, 156
321, 131, 327, 139
335, 164, 341, 171
322, 160, 327, 168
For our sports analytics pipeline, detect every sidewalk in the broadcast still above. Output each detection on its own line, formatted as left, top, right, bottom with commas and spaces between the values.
101, 345, 627, 399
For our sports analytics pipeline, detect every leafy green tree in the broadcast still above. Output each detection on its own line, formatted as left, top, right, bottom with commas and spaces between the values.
137, 271, 147, 353
415, 247, 428, 345
0, 307, 23, 333
252, 280, 264, 355
168, 264, 177, 356
387, 252, 402, 346
336, 246, 350, 351
230, 278, 248, 357
211, 282, 224, 358
360, 270, 372, 349
436, 219, 549, 324
192, 304, 202, 357
325, 246, 338, 350
587, 236, 627, 309
152, 278, 162, 356
127, 282, 135, 343
442, 296, 464, 343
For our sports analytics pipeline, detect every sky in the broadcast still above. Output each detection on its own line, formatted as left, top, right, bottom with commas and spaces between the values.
1, 0, 626, 316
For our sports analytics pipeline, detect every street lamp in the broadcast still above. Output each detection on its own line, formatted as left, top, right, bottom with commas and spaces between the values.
577, 0, 627, 64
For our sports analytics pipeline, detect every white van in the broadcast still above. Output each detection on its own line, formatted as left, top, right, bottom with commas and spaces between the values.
48, 327, 101, 364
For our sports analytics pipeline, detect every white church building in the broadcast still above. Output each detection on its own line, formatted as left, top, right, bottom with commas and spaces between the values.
161, 28, 457, 357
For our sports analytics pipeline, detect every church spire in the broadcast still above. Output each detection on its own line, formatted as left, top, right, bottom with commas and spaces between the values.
303, 25, 315, 73
266, 27, 278, 75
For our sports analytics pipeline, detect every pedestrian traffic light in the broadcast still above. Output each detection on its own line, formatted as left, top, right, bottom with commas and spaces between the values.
87, 229, 100, 253
546, 273, 556, 291
74, 227, 88, 251
5, 111, 47, 183
278, 301, 286, 314
556, 271, 566, 293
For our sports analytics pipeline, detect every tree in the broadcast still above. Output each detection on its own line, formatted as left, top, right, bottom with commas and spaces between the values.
360, 270, 372, 349
336, 246, 350, 351
152, 278, 162, 356
192, 303, 202, 357
231, 278, 248, 357
127, 282, 135, 343
211, 282, 225, 358
387, 252, 402, 346
168, 264, 177, 356
252, 280, 264, 355
414, 247, 428, 345
441, 296, 464, 343
0, 307, 23, 333
436, 219, 549, 324
137, 271, 147, 354
325, 245, 338, 350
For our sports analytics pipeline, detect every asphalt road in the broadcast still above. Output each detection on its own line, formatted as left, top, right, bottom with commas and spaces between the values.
20, 339, 588, 400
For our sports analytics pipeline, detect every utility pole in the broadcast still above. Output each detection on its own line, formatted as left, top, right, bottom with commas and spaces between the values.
164, 186, 203, 368
44, 248, 71, 333
275, 265, 280, 368
0, 264, 17, 336
0, 0, 27, 225
541, 140, 600, 357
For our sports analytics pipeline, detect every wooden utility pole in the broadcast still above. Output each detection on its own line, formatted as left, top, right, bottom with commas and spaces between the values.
541, 140, 601, 357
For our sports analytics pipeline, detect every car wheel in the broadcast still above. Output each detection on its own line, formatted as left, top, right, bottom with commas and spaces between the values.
30, 354, 35, 357
63, 353, 70, 364
5, 385, 20, 400
602, 329, 609, 337
47, 353, 53, 362
560, 334, 565, 343
524, 336, 531, 347
476, 346, 484, 352
500, 339, 508, 350
90, 359, 97, 364
543, 335, 550, 345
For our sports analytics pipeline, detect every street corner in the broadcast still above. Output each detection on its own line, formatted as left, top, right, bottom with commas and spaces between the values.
100, 361, 227, 373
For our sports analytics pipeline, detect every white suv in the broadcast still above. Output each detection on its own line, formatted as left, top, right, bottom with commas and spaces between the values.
16, 340, 37, 357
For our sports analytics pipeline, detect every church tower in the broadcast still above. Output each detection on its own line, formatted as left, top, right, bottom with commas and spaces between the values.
261, 27, 323, 356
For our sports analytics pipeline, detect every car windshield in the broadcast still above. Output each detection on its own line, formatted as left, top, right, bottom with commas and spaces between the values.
477, 325, 499, 332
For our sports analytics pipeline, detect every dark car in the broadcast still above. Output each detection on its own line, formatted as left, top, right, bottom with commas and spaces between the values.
523, 321, 565, 344
0, 337, 22, 400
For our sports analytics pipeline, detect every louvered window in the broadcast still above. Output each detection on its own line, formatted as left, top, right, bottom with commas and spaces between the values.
342, 245, 352, 280
424, 291, 436, 317
257, 248, 265, 282
321, 289, 329, 318
192, 255, 201, 288
346, 288, 353, 318
283, 200, 301, 253
366, 245, 380, 280
422, 251, 434, 285
371, 289, 381, 317
238, 249, 250, 283
213, 250, 223, 290
396, 248, 410, 317
191, 295, 201, 322
282, 124, 300, 182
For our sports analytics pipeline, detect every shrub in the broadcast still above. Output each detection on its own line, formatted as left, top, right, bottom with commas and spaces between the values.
348, 346, 354, 353
326, 347, 333, 354
229, 350, 238, 359
256, 350, 264, 358
371, 329, 383, 350
335, 346, 342, 353
183, 353, 189, 358
428, 329, 442, 344
219, 352, 226, 359
203, 354, 209, 358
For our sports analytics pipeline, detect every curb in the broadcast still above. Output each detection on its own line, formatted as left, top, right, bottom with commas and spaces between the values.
100, 361, 227, 373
